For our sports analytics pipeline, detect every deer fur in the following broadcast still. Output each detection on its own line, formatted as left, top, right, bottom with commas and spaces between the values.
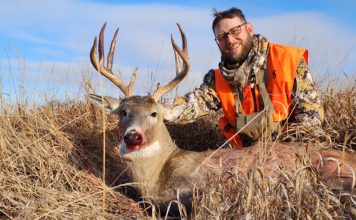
89, 94, 356, 215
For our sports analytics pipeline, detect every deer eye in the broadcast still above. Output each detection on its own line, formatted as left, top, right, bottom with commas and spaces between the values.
150, 112, 157, 118
120, 110, 127, 117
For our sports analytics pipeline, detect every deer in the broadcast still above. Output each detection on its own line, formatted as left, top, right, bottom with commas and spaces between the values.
88, 23, 356, 217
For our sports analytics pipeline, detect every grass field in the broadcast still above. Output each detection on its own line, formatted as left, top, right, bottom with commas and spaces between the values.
0, 73, 355, 218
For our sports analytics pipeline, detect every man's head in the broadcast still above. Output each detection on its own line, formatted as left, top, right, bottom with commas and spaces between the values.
212, 7, 255, 64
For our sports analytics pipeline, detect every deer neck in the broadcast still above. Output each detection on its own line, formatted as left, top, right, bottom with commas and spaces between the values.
122, 125, 178, 196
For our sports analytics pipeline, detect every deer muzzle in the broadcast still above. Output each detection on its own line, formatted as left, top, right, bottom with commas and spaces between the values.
124, 129, 144, 150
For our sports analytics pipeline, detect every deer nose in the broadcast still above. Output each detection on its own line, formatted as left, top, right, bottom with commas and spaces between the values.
124, 130, 143, 146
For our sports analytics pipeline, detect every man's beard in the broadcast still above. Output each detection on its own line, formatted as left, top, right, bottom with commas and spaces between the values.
221, 35, 254, 65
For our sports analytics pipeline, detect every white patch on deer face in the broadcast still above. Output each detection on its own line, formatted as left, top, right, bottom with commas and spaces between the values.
119, 140, 162, 160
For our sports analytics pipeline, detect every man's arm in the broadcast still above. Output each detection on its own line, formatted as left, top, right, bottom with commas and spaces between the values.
289, 58, 324, 127
171, 69, 222, 123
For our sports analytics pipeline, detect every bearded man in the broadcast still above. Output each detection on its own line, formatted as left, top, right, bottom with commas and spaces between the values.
173, 7, 323, 147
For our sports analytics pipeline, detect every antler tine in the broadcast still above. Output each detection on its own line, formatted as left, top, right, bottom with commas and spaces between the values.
177, 23, 188, 55
152, 23, 190, 101
90, 37, 99, 71
90, 23, 136, 97
98, 23, 106, 67
128, 68, 138, 96
107, 27, 119, 71
174, 46, 182, 73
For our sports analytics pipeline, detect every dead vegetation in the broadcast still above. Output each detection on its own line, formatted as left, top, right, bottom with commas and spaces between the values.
0, 101, 143, 219
322, 87, 356, 149
0, 86, 355, 219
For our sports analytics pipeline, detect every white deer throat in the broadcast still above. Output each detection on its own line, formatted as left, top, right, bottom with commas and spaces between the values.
119, 140, 162, 160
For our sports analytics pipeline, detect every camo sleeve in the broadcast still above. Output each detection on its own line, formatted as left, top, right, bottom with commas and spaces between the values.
172, 69, 222, 123
289, 58, 323, 127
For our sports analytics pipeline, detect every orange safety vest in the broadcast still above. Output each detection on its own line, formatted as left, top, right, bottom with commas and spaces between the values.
215, 43, 308, 147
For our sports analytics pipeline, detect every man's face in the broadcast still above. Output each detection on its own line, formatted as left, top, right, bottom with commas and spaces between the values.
214, 17, 254, 63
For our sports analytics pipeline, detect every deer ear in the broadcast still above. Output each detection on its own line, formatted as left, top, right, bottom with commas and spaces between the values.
88, 94, 120, 115
161, 104, 185, 122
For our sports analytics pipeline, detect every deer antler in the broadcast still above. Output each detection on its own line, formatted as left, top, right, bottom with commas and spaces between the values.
151, 23, 190, 101
90, 23, 137, 97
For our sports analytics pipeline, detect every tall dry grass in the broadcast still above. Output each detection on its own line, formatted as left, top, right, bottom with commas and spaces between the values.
0, 101, 143, 219
322, 87, 356, 149
0, 84, 355, 218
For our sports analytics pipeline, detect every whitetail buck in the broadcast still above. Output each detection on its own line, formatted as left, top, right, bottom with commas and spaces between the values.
89, 23, 356, 216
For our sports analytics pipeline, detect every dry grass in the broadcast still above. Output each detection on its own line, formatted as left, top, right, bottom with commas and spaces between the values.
0, 86, 355, 219
191, 151, 355, 219
0, 101, 143, 219
322, 87, 356, 150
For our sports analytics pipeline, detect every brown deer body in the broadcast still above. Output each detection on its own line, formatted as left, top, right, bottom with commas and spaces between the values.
88, 23, 356, 216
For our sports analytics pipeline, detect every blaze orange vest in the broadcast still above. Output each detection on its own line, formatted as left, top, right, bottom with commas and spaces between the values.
215, 43, 308, 147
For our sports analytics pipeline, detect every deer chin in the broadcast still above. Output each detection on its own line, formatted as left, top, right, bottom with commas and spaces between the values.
125, 144, 142, 152
119, 141, 162, 160
120, 141, 144, 155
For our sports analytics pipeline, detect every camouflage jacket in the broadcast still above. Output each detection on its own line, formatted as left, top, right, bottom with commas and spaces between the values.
173, 35, 323, 130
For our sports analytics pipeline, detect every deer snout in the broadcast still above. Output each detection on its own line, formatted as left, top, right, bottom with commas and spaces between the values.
124, 130, 144, 146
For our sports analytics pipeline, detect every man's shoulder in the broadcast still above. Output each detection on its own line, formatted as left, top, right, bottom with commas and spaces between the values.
267, 42, 308, 75
201, 69, 217, 89
267, 42, 307, 54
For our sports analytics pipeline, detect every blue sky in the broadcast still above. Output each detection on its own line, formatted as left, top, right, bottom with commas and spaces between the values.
0, 0, 355, 104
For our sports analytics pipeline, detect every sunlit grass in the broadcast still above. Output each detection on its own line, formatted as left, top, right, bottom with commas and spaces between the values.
0, 56, 355, 218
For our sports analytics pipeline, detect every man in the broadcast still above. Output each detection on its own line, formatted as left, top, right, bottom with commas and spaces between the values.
173, 7, 323, 147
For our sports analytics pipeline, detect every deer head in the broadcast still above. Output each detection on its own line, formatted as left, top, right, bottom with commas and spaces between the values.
89, 23, 189, 160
